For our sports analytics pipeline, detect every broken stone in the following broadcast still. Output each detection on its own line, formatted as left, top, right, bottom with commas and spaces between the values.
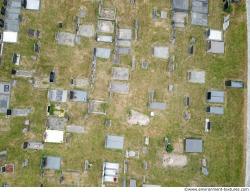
127, 110, 150, 126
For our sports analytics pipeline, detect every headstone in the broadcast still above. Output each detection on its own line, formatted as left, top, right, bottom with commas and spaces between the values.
160, 11, 167, 19
130, 0, 136, 5
201, 158, 207, 167
65, 133, 72, 144
131, 56, 136, 71
168, 56, 175, 72
191, 37, 196, 44
148, 90, 155, 103
188, 45, 194, 55
184, 96, 190, 107
27, 29, 40, 38
223, 15, 230, 31
12, 53, 21, 65
34, 42, 40, 53
168, 84, 174, 92
105, 119, 112, 128
144, 136, 149, 146
24, 120, 30, 126
84, 160, 91, 173
59, 175, 64, 184
183, 111, 191, 121
223, 1, 229, 11
134, 19, 139, 40
22, 159, 29, 167
143, 161, 148, 170
58, 22, 63, 28
122, 177, 126, 187
66, 125, 85, 134
152, 7, 158, 20
126, 150, 139, 158
12, 108, 32, 117
124, 160, 128, 174
202, 167, 209, 176
141, 60, 149, 70
2, 183, 10, 187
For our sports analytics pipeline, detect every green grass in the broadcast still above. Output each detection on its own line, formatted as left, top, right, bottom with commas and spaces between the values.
0, 0, 247, 187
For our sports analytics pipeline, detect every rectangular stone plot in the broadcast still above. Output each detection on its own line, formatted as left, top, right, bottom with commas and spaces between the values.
153, 46, 169, 59
173, 0, 189, 12
112, 67, 129, 81
191, 12, 208, 26
105, 135, 124, 150
109, 81, 129, 94
12, 69, 34, 78
97, 20, 115, 34
78, 24, 95, 37
117, 47, 131, 55
96, 48, 111, 59
117, 40, 131, 47
66, 125, 85, 134
206, 106, 224, 115
47, 116, 67, 131
0, 94, 10, 114
99, 6, 116, 21
25, 0, 41, 10
23, 141, 44, 150
12, 108, 32, 116
56, 32, 76, 47
48, 89, 68, 102
118, 29, 132, 40
0, 118, 10, 132
88, 100, 107, 115
187, 70, 205, 84
173, 12, 188, 28
60, 171, 81, 186
207, 40, 224, 54
0, 82, 11, 113
192, 0, 208, 14
69, 90, 88, 102
71, 78, 89, 89
149, 102, 167, 110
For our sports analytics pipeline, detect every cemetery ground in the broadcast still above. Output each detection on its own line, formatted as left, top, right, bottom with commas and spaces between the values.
0, 0, 247, 187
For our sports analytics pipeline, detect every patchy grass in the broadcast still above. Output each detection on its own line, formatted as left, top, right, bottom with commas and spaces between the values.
0, 0, 247, 187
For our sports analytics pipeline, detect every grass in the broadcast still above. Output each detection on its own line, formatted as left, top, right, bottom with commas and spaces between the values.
0, 0, 247, 187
